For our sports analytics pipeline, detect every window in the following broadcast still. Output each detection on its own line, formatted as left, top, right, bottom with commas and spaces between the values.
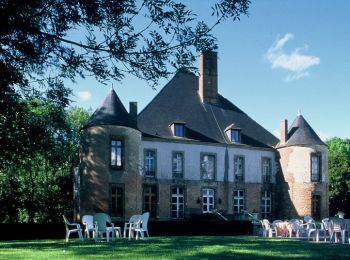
144, 149, 156, 177
110, 184, 124, 217
234, 156, 245, 181
233, 190, 245, 214
231, 129, 241, 143
261, 191, 271, 219
174, 123, 185, 137
172, 152, 184, 179
312, 194, 321, 220
311, 154, 321, 182
110, 139, 123, 169
201, 154, 216, 180
262, 157, 272, 183
171, 187, 184, 219
202, 188, 214, 213
144, 185, 157, 218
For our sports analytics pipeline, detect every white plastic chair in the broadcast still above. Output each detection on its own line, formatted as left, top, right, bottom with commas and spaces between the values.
306, 221, 317, 240
300, 216, 316, 239
134, 212, 150, 239
124, 214, 142, 240
63, 215, 83, 242
330, 217, 346, 243
262, 219, 277, 237
345, 221, 350, 244
82, 215, 94, 239
272, 220, 286, 237
287, 219, 301, 238
93, 213, 115, 242
315, 218, 331, 242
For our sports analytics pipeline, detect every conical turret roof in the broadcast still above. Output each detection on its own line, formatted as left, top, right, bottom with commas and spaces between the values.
83, 88, 135, 129
284, 114, 325, 147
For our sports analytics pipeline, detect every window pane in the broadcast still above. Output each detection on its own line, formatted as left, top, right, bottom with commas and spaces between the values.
234, 156, 244, 181
231, 129, 241, 143
171, 186, 185, 219
261, 191, 271, 219
145, 150, 156, 177
201, 154, 215, 180
233, 190, 245, 214
174, 124, 185, 137
262, 158, 272, 183
172, 152, 184, 179
110, 139, 123, 169
311, 155, 321, 182
202, 188, 214, 213
110, 184, 123, 216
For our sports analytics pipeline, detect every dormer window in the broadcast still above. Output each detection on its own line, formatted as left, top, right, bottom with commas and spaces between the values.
225, 124, 241, 144
231, 129, 241, 143
171, 121, 186, 137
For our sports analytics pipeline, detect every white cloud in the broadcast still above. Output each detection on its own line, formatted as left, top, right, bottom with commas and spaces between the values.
77, 91, 92, 102
265, 33, 320, 81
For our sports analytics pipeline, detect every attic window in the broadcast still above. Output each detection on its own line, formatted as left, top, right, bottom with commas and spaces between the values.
231, 129, 241, 143
225, 124, 242, 144
172, 122, 186, 137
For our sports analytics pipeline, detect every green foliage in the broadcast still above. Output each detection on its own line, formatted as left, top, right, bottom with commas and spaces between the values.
0, 0, 249, 223
0, 99, 90, 223
1, 0, 250, 91
326, 137, 350, 216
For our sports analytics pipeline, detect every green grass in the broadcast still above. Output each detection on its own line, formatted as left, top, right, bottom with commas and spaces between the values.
0, 236, 349, 259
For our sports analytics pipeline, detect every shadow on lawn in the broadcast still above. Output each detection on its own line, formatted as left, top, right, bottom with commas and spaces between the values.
1, 236, 350, 259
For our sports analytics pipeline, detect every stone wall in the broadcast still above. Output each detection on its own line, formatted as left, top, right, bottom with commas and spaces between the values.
78, 125, 142, 221
277, 145, 329, 220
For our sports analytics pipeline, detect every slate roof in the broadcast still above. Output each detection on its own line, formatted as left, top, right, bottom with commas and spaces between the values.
137, 69, 279, 148
281, 114, 325, 147
83, 88, 135, 129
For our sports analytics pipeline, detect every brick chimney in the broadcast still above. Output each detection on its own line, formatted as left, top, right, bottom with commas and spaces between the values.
280, 119, 288, 145
129, 101, 138, 128
199, 51, 218, 104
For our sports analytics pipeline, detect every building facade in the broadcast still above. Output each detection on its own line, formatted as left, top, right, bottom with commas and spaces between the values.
76, 51, 328, 222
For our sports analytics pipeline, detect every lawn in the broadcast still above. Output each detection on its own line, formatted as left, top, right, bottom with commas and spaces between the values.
0, 236, 349, 259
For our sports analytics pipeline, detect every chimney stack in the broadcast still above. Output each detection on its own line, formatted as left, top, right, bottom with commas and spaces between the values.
280, 119, 288, 145
199, 51, 218, 104
129, 101, 138, 128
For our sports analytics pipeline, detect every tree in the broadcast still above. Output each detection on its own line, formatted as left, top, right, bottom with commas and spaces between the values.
0, 0, 250, 222
326, 137, 350, 216
1, 0, 250, 90
0, 103, 90, 223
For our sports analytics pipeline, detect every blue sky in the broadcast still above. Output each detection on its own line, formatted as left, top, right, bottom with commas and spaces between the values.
68, 0, 350, 140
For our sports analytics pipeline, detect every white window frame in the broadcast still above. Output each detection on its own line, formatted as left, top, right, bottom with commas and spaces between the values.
201, 153, 216, 180
233, 190, 245, 214
234, 155, 245, 181
171, 187, 184, 219
144, 149, 156, 177
311, 154, 321, 182
202, 188, 215, 213
261, 191, 271, 219
172, 152, 184, 179
110, 139, 123, 169
262, 157, 272, 183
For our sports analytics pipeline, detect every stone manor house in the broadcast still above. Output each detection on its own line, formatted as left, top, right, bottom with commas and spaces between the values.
75, 51, 328, 222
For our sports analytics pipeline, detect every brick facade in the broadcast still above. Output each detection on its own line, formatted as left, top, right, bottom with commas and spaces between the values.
277, 145, 329, 220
